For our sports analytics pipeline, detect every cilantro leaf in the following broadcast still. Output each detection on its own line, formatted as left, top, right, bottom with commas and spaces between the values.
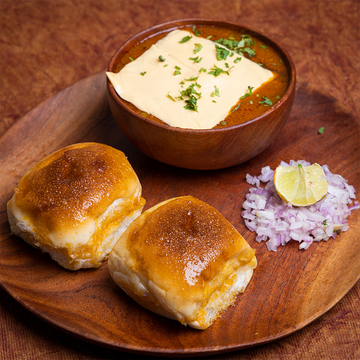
259, 96, 273, 106
240, 86, 254, 99
215, 44, 230, 61
194, 43, 203, 53
185, 76, 199, 81
232, 103, 241, 112
239, 47, 256, 57
179, 35, 192, 43
192, 26, 201, 36
176, 83, 202, 112
214, 35, 256, 57
174, 65, 181, 75
208, 64, 233, 76
189, 56, 202, 63
167, 92, 176, 102
211, 85, 220, 97
184, 97, 198, 111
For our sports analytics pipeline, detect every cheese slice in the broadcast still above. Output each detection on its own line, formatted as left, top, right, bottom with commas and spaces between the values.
107, 29, 274, 129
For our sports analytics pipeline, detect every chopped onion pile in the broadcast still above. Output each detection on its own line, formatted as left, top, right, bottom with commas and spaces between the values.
241, 160, 359, 251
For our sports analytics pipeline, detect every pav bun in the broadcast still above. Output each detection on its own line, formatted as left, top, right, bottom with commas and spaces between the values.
108, 196, 257, 330
7, 142, 146, 270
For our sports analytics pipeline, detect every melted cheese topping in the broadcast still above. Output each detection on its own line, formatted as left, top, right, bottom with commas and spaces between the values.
107, 29, 274, 129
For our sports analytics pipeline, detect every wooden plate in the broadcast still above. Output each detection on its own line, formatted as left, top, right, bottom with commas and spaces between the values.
0, 72, 359, 357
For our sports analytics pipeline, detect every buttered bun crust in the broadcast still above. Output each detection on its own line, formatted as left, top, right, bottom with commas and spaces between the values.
108, 196, 257, 329
7, 142, 146, 270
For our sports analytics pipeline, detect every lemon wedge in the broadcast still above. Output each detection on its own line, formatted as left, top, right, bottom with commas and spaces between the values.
274, 163, 328, 206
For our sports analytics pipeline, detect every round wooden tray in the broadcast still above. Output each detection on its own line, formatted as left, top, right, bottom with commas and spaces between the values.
0, 72, 359, 357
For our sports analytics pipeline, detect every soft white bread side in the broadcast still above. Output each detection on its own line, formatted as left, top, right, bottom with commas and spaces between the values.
7, 142, 146, 270
108, 196, 257, 330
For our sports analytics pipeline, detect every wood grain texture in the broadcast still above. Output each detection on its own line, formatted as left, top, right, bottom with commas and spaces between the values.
0, 72, 359, 357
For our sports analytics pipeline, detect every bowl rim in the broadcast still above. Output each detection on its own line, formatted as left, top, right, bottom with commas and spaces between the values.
107, 18, 296, 134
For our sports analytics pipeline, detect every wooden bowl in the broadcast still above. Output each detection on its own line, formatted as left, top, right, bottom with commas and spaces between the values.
106, 19, 296, 170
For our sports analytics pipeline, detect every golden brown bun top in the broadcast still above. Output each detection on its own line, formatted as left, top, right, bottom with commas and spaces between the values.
127, 196, 255, 294
14, 142, 141, 233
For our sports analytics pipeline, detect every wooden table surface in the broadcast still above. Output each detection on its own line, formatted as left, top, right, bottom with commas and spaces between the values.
1, 1, 359, 359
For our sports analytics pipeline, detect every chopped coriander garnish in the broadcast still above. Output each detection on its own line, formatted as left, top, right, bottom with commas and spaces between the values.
260, 45, 268, 49
129, 57, 134, 61
185, 75, 199, 81
192, 26, 201, 36
167, 92, 176, 102
174, 65, 181, 75
214, 35, 256, 57
207, 35, 212, 39
189, 56, 202, 63
211, 85, 220, 97
240, 86, 254, 100
298, 164, 303, 168
240, 34, 255, 45
215, 44, 230, 61
250, 100, 253, 104
323, 220, 327, 225
140, 71, 146, 76
199, 67, 207, 73
239, 47, 256, 57
259, 96, 273, 106
215, 38, 233, 48
180, 81, 185, 85
164, 64, 168, 67
221, 120, 227, 126
159, 55, 165, 62
232, 103, 241, 112
179, 35, 192, 43
184, 97, 198, 111
177, 83, 202, 112
194, 43, 203, 53
234, 57, 242, 63
212, 100, 217, 103
318, 127, 325, 134
208, 64, 233, 76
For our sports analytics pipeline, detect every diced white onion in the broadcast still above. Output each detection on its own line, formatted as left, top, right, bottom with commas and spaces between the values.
241, 160, 359, 251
